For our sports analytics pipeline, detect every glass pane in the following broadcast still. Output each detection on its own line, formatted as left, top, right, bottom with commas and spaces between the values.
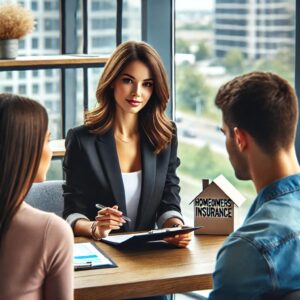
64, 68, 84, 129
88, 0, 117, 55
0, 69, 62, 139
88, 68, 104, 111
175, 0, 295, 224
64, 68, 104, 129
17, 0, 60, 55
122, 0, 141, 41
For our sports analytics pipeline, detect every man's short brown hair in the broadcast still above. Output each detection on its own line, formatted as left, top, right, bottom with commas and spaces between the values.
215, 72, 298, 154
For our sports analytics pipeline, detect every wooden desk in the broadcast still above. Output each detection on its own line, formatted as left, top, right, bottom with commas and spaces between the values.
74, 235, 226, 300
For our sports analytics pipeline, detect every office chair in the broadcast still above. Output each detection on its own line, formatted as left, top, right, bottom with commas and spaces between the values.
282, 291, 300, 300
25, 180, 64, 217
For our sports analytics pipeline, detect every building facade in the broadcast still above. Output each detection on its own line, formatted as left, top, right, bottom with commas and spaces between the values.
214, 0, 295, 59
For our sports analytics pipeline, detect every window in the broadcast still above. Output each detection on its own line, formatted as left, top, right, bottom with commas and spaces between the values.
45, 82, 54, 93
4, 86, 13, 93
7, 72, 12, 79
19, 40, 25, 49
91, 18, 115, 30
92, 36, 115, 48
45, 38, 60, 49
19, 71, 26, 79
91, 0, 115, 11
32, 84, 39, 94
44, 18, 59, 31
18, 85, 26, 94
32, 38, 39, 49
45, 69, 53, 77
175, 0, 295, 224
0, 0, 142, 180
44, 1, 59, 11
32, 70, 39, 77
31, 1, 38, 11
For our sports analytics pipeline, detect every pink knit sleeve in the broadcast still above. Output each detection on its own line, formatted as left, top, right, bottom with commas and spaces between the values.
43, 214, 74, 300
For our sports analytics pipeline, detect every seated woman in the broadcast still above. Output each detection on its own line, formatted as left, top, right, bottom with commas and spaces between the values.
63, 40, 191, 248
0, 93, 74, 300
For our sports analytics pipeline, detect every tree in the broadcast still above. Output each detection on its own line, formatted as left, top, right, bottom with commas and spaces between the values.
223, 48, 245, 74
176, 64, 211, 114
195, 42, 211, 61
253, 48, 294, 84
176, 38, 190, 53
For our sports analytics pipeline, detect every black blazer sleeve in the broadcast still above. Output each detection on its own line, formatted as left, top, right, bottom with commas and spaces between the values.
63, 128, 88, 220
63, 125, 126, 228
156, 123, 182, 219
63, 127, 103, 221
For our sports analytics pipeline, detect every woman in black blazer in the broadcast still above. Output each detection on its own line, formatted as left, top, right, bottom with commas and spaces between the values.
63, 41, 191, 248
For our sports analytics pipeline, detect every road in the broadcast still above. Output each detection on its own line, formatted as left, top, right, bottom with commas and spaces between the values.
176, 112, 226, 154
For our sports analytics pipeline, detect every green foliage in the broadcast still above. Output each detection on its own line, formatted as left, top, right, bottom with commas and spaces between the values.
195, 42, 211, 61
251, 49, 295, 84
178, 142, 256, 198
176, 64, 213, 114
176, 38, 190, 53
223, 48, 245, 74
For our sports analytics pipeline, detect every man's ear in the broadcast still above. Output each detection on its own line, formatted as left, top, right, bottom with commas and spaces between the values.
233, 127, 247, 151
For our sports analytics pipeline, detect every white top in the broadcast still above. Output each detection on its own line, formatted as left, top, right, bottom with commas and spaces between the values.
121, 170, 142, 231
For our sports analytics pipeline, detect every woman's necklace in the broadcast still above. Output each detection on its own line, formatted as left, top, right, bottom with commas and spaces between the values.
114, 132, 139, 143
114, 133, 130, 143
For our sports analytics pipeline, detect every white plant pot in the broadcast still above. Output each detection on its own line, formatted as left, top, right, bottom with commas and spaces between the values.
0, 39, 18, 59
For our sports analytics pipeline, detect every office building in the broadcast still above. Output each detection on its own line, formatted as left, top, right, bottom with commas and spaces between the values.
214, 0, 295, 59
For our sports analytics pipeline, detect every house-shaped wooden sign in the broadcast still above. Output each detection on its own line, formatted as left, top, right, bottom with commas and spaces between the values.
190, 174, 246, 235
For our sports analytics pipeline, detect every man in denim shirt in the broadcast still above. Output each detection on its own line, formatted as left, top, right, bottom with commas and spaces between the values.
208, 72, 300, 299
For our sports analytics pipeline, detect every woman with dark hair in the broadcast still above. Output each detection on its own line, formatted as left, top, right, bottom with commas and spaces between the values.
0, 94, 73, 300
63, 41, 191, 248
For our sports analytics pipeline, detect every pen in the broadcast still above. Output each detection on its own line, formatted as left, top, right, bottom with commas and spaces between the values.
74, 261, 92, 270
95, 203, 131, 222
148, 228, 180, 234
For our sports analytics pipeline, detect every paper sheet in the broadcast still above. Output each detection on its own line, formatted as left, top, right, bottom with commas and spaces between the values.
74, 242, 115, 270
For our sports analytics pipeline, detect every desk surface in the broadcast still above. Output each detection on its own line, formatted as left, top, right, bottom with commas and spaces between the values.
74, 234, 226, 300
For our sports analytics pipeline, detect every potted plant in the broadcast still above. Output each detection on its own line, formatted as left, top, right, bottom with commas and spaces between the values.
0, 3, 34, 59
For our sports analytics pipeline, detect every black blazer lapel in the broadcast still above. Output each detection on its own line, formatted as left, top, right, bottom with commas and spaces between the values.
95, 129, 128, 229
135, 132, 156, 229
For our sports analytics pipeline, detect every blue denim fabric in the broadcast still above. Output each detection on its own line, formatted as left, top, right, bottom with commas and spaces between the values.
208, 173, 300, 300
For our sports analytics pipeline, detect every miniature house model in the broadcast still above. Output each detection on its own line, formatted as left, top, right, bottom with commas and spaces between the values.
190, 174, 246, 235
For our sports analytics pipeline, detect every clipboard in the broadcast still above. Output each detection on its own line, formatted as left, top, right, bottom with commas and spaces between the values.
73, 242, 117, 271
101, 226, 202, 246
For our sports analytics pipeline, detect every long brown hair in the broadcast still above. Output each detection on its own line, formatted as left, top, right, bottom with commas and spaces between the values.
0, 93, 48, 244
85, 40, 173, 154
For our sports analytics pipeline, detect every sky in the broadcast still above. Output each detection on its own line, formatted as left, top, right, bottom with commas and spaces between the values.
176, 0, 214, 11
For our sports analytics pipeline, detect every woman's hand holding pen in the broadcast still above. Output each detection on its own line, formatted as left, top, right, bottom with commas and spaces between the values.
94, 205, 126, 238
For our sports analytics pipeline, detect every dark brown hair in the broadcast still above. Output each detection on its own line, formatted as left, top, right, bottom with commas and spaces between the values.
215, 72, 298, 153
85, 40, 173, 154
0, 93, 48, 244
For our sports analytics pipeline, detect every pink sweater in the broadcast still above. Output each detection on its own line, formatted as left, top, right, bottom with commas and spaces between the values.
0, 203, 74, 300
